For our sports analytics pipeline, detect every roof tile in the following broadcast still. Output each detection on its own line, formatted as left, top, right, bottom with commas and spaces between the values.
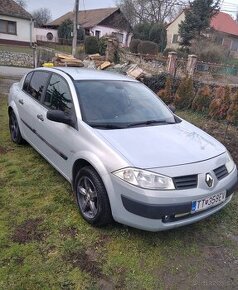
49, 7, 119, 28
0, 0, 32, 20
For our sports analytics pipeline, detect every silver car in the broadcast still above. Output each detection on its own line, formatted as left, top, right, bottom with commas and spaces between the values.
8, 67, 238, 231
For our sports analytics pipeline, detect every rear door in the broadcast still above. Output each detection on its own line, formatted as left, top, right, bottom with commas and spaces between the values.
17, 70, 51, 150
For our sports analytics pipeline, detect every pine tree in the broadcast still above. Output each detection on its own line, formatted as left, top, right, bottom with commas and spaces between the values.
179, 0, 221, 46
192, 85, 212, 112
174, 77, 194, 109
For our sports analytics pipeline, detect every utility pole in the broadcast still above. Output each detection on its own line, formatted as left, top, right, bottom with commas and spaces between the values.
72, 0, 79, 57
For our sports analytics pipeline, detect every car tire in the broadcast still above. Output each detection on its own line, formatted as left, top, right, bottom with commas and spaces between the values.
74, 166, 113, 226
9, 110, 25, 144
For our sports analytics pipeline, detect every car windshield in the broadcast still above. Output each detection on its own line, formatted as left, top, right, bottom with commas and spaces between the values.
74, 80, 176, 129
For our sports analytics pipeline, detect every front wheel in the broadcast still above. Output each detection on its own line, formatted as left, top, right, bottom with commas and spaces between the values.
9, 110, 25, 144
74, 166, 113, 226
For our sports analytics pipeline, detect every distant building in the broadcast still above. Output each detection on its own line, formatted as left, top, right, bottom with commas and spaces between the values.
0, 0, 34, 45
47, 7, 132, 47
166, 10, 238, 56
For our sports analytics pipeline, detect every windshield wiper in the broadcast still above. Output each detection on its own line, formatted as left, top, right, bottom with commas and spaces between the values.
88, 123, 124, 129
125, 120, 175, 128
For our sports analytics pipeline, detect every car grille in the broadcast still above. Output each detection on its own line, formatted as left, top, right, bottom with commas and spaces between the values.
214, 165, 228, 180
173, 175, 198, 190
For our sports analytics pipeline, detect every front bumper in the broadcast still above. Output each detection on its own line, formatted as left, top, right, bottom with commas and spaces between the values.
108, 165, 238, 231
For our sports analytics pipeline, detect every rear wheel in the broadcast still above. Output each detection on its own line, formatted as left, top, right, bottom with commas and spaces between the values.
74, 166, 113, 226
9, 110, 25, 144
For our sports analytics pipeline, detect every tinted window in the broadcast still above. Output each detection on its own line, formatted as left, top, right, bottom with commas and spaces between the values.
74, 80, 175, 127
23, 72, 33, 93
43, 74, 73, 113
28, 71, 49, 101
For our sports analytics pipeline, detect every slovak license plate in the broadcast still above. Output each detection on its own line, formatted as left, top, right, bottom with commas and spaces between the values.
191, 191, 226, 213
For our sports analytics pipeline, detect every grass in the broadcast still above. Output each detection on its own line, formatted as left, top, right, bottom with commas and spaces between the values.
0, 96, 238, 290
0, 45, 33, 54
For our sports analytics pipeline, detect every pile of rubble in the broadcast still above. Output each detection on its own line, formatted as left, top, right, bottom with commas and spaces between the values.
44, 52, 150, 80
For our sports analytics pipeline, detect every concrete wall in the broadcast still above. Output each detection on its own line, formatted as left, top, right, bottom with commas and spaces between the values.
35, 28, 58, 43
90, 25, 132, 47
166, 12, 185, 49
0, 15, 35, 44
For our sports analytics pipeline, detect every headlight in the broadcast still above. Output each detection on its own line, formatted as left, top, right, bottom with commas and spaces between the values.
113, 167, 175, 190
226, 152, 235, 173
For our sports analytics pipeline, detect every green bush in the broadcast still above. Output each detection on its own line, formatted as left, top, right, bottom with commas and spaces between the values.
98, 37, 107, 56
175, 77, 194, 109
192, 85, 212, 112
129, 39, 141, 53
133, 22, 151, 40
142, 72, 171, 93
137, 41, 158, 55
149, 23, 167, 52
85, 36, 99, 54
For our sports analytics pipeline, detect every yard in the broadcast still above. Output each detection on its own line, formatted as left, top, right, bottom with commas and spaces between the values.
0, 87, 238, 289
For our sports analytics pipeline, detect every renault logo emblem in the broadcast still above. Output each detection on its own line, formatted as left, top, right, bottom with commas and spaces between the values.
205, 173, 214, 188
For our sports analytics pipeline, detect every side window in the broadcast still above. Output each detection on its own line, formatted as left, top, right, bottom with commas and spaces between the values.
23, 72, 33, 93
43, 74, 73, 113
28, 71, 49, 101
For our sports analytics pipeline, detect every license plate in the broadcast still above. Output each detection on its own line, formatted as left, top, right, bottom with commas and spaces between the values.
191, 192, 226, 213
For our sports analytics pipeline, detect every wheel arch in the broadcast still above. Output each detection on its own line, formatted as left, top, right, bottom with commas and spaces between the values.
71, 154, 113, 200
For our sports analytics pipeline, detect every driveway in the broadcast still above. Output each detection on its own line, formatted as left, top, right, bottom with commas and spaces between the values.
0, 66, 31, 97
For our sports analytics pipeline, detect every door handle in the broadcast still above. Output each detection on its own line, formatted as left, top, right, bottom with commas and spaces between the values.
19, 99, 24, 105
37, 114, 44, 121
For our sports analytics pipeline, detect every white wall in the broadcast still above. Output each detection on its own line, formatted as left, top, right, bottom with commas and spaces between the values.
35, 28, 58, 43
91, 25, 132, 47
0, 15, 35, 43
166, 12, 185, 49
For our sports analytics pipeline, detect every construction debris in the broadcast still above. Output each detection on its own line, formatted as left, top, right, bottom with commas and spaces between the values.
53, 53, 84, 67
99, 61, 111, 70
126, 64, 144, 79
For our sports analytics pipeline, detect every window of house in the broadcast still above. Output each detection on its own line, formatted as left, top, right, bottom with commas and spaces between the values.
112, 32, 123, 43
46, 32, 53, 41
172, 34, 179, 43
43, 74, 73, 113
28, 71, 50, 101
95, 30, 101, 39
85, 29, 90, 36
0, 19, 17, 34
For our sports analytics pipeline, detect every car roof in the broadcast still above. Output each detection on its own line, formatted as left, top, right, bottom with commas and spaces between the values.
41, 67, 138, 82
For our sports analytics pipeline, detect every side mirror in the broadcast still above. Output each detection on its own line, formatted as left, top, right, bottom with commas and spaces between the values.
168, 104, 176, 113
47, 110, 74, 126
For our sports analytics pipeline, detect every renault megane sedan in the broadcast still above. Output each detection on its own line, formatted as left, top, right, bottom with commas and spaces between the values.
8, 67, 238, 231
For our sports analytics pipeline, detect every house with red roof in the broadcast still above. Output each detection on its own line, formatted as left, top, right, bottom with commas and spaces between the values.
166, 10, 238, 55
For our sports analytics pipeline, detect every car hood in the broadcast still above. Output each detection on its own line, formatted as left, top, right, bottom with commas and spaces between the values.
95, 120, 226, 168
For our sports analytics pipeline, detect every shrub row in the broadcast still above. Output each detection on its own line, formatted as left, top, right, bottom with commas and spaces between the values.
143, 73, 238, 125
129, 39, 158, 55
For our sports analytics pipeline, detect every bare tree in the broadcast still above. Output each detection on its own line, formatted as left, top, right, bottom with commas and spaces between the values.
32, 8, 52, 27
15, 0, 27, 8
118, 0, 187, 25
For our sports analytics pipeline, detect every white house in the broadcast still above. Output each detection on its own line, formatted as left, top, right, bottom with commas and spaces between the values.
34, 28, 59, 43
0, 0, 35, 45
48, 7, 133, 47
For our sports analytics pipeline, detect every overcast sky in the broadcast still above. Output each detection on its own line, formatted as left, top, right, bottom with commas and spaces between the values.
24, 0, 237, 20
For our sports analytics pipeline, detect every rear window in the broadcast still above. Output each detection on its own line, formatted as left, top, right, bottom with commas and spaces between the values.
22, 72, 33, 93
28, 71, 50, 101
